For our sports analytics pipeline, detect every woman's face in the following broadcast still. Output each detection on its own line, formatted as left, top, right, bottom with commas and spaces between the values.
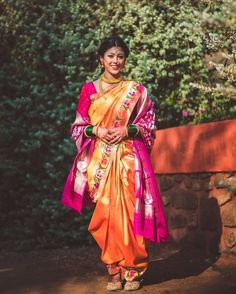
100, 46, 126, 78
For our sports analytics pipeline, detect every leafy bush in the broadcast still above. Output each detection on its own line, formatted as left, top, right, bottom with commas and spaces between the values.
0, 0, 234, 250
190, 0, 236, 123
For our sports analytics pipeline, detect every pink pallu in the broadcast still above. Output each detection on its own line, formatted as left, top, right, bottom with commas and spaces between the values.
61, 81, 169, 243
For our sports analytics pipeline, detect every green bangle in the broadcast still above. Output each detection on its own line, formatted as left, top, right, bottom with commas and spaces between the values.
127, 124, 139, 137
84, 125, 94, 137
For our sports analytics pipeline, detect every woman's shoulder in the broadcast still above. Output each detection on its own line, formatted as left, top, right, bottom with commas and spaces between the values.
81, 80, 95, 89
80, 81, 97, 94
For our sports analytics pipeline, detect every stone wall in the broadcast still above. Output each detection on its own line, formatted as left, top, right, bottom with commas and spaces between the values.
157, 172, 236, 255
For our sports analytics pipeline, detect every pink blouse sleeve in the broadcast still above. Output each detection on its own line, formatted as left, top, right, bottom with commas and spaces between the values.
76, 83, 92, 119
71, 82, 96, 144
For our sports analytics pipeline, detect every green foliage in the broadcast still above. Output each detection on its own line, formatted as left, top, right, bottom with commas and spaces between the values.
189, 0, 236, 123
0, 0, 234, 251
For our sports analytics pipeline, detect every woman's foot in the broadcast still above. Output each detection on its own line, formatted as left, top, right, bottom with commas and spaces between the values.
106, 272, 122, 291
124, 280, 141, 291
106, 281, 122, 291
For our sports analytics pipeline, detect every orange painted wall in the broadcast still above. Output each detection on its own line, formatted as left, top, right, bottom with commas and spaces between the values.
151, 119, 236, 173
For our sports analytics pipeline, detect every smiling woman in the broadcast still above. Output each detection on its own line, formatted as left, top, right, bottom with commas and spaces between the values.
61, 35, 169, 291
100, 47, 126, 77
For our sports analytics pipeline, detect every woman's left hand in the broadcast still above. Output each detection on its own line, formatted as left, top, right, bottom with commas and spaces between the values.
108, 127, 127, 144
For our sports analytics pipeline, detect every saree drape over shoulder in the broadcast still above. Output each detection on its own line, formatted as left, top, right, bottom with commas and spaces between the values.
61, 80, 169, 277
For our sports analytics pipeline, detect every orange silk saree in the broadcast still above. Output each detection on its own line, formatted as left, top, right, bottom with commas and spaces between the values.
87, 81, 148, 279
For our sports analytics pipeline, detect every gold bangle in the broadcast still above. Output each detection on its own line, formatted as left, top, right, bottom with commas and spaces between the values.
135, 125, 139, 136
84, 127, 90, 137
92, 126, 97, 135
125, 126, 128, 137
92, 126, 100, 136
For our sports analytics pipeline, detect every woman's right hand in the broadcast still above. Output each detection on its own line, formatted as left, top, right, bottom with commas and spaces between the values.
96, 127, 113, 144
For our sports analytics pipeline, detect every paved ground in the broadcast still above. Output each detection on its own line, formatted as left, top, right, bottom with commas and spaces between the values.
0, 244, 236, 294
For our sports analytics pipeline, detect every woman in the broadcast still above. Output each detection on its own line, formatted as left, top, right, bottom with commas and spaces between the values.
62, 35, 169, 291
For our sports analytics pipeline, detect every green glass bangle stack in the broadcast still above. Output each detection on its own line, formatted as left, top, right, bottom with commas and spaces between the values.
84, 125, 94, 137
84, 124, 139, 138
127, 124, 139, 137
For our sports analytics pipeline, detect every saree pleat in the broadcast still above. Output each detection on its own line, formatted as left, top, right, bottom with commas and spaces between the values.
88, 139, 148, 271
87, 82, 148, 276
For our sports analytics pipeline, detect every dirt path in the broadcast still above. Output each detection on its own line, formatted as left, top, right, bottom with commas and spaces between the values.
0, 245, 235, 294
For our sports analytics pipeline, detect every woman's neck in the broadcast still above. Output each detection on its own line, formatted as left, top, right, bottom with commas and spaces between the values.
103, 71, 121, 80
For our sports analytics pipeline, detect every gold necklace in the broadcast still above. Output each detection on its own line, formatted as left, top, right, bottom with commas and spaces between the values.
101, 73, 123, 84
98, 77, 123, 100
99, 78, 106, 99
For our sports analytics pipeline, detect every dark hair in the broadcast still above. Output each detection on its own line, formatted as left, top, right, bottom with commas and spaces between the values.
98, 35, 130, 58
